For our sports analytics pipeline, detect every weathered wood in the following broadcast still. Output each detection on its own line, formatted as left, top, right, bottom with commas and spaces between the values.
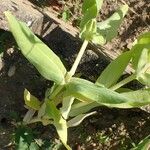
0, 0, 44, 35
0, 0, 78, 37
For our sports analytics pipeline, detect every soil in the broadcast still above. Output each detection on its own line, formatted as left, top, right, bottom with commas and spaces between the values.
0, 0, 150, 150
101, 0, 150, 54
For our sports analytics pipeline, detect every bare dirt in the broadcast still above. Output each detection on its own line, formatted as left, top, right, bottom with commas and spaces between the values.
0, 0, 150, 150
101, 0, 150, 54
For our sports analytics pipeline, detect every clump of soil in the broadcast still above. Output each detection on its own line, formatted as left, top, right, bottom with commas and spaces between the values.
68, 108, 150, 150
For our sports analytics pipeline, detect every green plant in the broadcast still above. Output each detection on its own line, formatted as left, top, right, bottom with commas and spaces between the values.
14, 125, 62, 150
60, 6, 72, 22
131, 135, 150, 150
5, 0, 150, 149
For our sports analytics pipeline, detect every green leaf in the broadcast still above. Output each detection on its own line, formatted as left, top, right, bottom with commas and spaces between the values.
67, 111, 96, 127
97, 4, 128, 42
45, 100, 61, 122
80, 18, 106, 44
133, 48, 150, 86
38, 103, 46, 119
130, 32, 150, 86
69, 101, 99, 117
131, 135, 150, 150
80, 19, 96, 40
65, 78, 150, 108
15, 126, 34, 150
82, 0, 103, 15
23, 109, 36, 123
69, 88, 132, 117
137, 73, 150, 87
122, 89, 150, 107
81, 0, 103, 29
65, 78, 131, 107
128, 32, 150, 70
130, 32, 150, 71
29, 142, 39, 150
96, 51, 132, 88
60, 96, 74, 119
80, 0, 104, 44
92, 33, 106, 45
132, 47, 149, 73
45, 100, 71, 150
17, 137, 29, 150
137, 32, 150, 45
5, 11, 66, 84
131, 34, 150, 65
61, 8, 71, 22
24, 89, 41, 110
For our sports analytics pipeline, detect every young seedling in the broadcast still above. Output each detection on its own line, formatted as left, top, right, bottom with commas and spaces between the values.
5, 0, 150, 149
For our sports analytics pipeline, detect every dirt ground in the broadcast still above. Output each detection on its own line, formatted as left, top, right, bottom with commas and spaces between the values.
0, 0, 150, 150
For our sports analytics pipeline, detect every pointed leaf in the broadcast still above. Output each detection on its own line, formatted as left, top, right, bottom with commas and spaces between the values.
45, 100, 61, 122
65, 78, 150, 108
137, 73, 150, 87
45, 100, 71, 150
82, 0, 103, 15
92, 33, 106, 45
97, 4, 128, 42
81, 0, 103, 29
60, 97, 74, 119
131, 135, 150, 150
38, 103, 46, 118
5, 12, 66, 84
29, 142, 39, 150
131, 32, 150, 70
24, 89, 41, 110
69, 101, 99, 117
137, 32, 150, 45
80, 0, 104, 44
80, 6, 97, 30
23, 109, 36, 123
65, 78, 132, 106
130, 32, 150, 86
132, 48, 149, 73
96, 51, 132, 87
17, 137, 29, 150
133, 48, 150, 87
122, 89, 150, 107
67, 111, 96, 128
80, 19, 97, 41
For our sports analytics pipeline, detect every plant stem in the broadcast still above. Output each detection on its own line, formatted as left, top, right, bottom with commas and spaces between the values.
69, 39, 88, 77
110, 74, 136, 91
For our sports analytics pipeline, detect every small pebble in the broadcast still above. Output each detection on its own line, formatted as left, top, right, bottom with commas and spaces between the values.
27, 21, 32, 27
7, 48, 14, 55
86, 136, 91, 142
8, 65, 16, 77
